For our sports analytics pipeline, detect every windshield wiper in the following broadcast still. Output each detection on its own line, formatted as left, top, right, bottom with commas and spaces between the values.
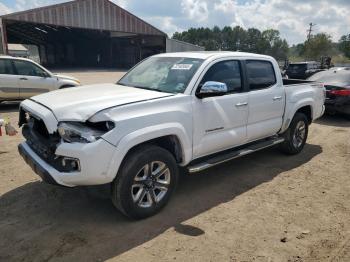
131, 85, 167, 93
117, 82, 168, 93
140, 87, 166, 93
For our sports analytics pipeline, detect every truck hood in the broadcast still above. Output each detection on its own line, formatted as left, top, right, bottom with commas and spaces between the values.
30, 84, 174, 121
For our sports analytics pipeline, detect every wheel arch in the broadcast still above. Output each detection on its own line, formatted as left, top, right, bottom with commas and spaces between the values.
281, 102, 314, 133
59, 84, 75, 89
123, 135, 184, 164
105, 124, 192, 182
295, 105, 312, 124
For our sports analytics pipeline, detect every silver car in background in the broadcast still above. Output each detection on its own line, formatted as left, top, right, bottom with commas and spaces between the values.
0, 56, 81, 103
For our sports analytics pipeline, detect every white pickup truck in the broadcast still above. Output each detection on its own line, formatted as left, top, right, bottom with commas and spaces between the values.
18, 52, 325, 219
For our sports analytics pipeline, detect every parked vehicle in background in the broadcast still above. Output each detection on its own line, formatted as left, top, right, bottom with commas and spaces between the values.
320, 56, 333, 69
286, 61, 321, 79
308, 68, 350, 118
0, 56, 81, 103
331, 67, 350, 71
18, 52, 325, 219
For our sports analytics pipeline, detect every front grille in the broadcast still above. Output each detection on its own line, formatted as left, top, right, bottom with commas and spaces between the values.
19, 108, 79, 172
22, 124, 59, 162
20, 108, 70, 171
22, 124, 76, 172
32, 118, 50, 139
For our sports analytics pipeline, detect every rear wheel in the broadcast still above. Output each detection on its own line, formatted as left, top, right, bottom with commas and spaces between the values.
279, 113, 309, 155
111, 145, 179, 219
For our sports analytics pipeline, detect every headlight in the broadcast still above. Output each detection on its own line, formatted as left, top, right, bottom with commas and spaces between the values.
57, 121, 115, 143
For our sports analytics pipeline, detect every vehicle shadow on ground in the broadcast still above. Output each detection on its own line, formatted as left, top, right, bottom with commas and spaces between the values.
0, 102, 20, 113
315, 114, 350, 127
0, 144, 322, 261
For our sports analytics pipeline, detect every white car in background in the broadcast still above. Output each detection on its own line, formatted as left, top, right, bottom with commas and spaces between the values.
0, 56, 81, 103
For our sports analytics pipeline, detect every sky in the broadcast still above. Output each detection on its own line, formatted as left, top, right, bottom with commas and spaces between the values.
0, 0, 349, 45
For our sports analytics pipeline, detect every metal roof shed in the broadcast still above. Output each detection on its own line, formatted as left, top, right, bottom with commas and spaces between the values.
0, 0, 167, 68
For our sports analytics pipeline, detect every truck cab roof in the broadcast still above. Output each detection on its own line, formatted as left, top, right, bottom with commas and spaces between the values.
154, 51, 272, 60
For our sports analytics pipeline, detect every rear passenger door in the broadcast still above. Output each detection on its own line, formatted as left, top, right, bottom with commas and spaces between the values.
0, 59, 20, 100
246, 60, 285, 142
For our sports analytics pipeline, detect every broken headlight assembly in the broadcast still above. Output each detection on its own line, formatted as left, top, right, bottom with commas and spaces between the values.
57, 121, 115, 143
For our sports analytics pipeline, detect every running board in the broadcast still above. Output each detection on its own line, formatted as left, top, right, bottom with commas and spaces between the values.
187, 136, 285, 173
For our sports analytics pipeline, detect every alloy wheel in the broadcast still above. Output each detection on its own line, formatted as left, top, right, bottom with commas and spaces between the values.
292, 120, 306, 148
131, 161, 171, 208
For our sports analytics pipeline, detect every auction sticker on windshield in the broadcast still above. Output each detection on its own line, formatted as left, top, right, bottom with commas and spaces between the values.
171, 64, 193, 70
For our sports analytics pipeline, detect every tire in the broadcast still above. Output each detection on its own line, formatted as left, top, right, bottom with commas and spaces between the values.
279, 113, 309, 155
111, 145, 179, 219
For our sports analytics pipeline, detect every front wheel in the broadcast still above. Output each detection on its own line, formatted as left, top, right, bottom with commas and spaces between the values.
111, 145, 179, 219
279, 113, 309, 155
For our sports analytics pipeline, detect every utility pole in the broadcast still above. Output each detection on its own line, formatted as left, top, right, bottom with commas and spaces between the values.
307, 23, 316, 41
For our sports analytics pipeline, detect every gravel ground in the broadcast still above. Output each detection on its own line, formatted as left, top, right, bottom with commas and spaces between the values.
51, 68, 126, 85
0, 70, 349, 262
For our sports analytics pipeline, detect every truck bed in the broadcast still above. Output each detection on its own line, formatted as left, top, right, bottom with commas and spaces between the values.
283, 79, 315, 86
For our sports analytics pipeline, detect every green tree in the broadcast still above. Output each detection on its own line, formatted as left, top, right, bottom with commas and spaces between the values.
246, 28, 263, 53
231, 26, 248, 51
261, 29, 289, 60
289, 43, 305, 57
172, 26, 289, 60
339, 34, 350, 59
303, 33, 333, 60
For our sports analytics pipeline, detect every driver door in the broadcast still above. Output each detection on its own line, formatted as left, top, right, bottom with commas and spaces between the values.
192, 59, 248, 158
12, 60, 55, 99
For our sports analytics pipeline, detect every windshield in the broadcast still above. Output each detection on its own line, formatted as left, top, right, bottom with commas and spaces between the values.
118, 57, 204, 94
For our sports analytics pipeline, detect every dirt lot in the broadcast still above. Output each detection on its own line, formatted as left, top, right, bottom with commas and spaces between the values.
0, 70, 349, 262
51, 69, 126, 85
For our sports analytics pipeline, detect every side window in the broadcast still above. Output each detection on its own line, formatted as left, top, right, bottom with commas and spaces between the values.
200, 60, 242, 93
13, 60, 47, 77
246, 60, 276, 90
0, 59, 15, 75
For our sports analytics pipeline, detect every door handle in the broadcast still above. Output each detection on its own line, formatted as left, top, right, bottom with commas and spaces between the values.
273, 96, 282, 101
235, 102, 248, 107
20, 77, 28, 80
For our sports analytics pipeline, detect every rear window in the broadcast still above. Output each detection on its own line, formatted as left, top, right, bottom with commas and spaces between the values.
287, 64, 307, 72
246, 60, 276, 90
0, 59, 14, 75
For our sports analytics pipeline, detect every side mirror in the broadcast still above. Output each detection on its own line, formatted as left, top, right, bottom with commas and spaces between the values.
196, 81, 228, 99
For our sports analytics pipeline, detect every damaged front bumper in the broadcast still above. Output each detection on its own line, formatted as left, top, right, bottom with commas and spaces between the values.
18, 100, 117, 187
18, 143, 60, 186
18, 139, 116, 187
